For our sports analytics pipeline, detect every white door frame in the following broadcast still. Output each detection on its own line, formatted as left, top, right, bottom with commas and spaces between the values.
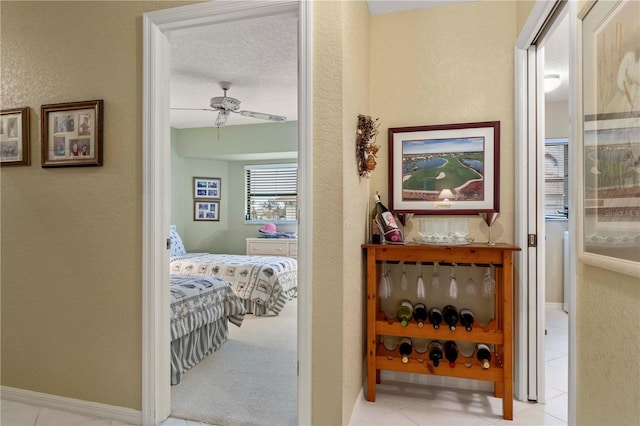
142, 2, 313, 425
515, 0, 576, 422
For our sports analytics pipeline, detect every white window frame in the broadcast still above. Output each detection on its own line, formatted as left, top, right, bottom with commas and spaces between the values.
244, 163, 298, 224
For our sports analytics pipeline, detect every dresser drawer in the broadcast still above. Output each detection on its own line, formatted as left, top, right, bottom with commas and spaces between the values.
246, 238, 297, 258
248, 241, 289, 256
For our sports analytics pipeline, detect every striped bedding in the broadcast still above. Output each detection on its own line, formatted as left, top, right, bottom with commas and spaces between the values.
170, 274, 246, 385
170, 253, 297, 316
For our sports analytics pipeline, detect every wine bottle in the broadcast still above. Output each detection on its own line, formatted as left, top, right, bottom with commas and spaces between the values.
374, 192, 404, 244
396, 299, 413, 326
428, 340, 443, 367
399, 337, 412, 363
413, 303, 428, 328
476, 343, 491, 369
459, 308, 474, 332
429, 307, 443, 329
443, 305, 459, 331
444, 340, 458, 368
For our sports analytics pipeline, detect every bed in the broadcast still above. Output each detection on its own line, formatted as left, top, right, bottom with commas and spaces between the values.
169, 226, 297, 316
170, 274, 246, 385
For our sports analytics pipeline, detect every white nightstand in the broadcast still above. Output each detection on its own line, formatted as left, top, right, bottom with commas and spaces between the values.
246, 238, 298, 259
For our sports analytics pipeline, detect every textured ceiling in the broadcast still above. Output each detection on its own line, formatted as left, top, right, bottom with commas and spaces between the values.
169, 14, 298, 129
169, 1, 568, 129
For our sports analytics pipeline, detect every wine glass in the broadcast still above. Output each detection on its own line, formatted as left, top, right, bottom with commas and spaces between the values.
465, 264, 478, 296
482, 266, 495, 298
416, 262, 426, 300
400, 261, 409, 291
479, 212, 500, 246
449, 263, 458, 300
431, 262, 440, 291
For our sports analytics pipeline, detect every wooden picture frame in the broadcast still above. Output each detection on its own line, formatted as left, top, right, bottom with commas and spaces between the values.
578, 0, 640, 277
0, 107, 30, 166
194, 200, 220, 221
41, 99, 103, 167
388, 121, 500, 215
193, 176, 221, 200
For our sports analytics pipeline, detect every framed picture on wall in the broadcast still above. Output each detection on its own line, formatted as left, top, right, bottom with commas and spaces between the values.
194, 200, 220, 221
388, 121, 500, 215
41, 99, 104, 167
578, 0, 640, 277
0, 107, 30, 166
193, 176, 221, 199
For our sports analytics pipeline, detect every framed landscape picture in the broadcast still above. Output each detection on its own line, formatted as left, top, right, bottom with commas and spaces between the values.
388, 121, 500, 215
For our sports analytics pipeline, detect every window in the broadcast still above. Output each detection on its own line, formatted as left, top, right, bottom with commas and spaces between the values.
544, 138, 568, 218
245, 164, 297, 223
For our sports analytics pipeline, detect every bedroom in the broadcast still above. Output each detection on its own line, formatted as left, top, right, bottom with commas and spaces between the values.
166, 11, 299, 426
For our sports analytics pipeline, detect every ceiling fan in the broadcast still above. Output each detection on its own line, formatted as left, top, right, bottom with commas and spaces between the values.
171, 81, 286, 127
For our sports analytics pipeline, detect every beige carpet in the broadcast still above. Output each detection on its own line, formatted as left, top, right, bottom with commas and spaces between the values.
171, 299, 297, 426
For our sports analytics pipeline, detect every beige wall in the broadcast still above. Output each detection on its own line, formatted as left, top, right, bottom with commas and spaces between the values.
369, 1, 517, 245
3, 1, 639, 425
0, 0, 196, 409
340, 1, 371, 424
573, 1, 640, 424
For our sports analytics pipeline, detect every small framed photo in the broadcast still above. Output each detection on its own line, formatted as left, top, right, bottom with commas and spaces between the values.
388, 121, 500, 215
194, 200, 220, 221
193, 176, 221, 199
41, 99, 103, 167
0, 107, 30, 166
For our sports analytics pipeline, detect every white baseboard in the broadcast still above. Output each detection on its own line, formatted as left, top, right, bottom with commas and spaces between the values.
1, 386, 142, 425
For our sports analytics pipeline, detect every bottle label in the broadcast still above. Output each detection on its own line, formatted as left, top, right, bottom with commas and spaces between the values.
380, 211, 398, 229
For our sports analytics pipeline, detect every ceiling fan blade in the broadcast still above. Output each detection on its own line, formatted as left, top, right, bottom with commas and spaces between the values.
214, 110, 230, 127
237, 110, 286, 122
171, 107, 217, 112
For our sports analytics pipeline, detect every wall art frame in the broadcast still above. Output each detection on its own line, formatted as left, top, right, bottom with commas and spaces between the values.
193, 176, 221, 200
194, 200, 220, 221
41, 99, 104, 167
0, 107, 30, 166
578, 0, 640, 277
388, 121, 500, 215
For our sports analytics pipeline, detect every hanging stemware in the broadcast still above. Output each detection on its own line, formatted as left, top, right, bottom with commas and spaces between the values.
431, 262, 440, 290
416, 262, 426, 300
449, 263, 458, 300
400, 261, 409, 291
465, 264, 478, 296
379, 261, 390, 299
482, 266, 495, 298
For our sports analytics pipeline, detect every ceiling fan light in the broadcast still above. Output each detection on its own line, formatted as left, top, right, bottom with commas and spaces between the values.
214, 110, 230, 127
544, 74, 561, 93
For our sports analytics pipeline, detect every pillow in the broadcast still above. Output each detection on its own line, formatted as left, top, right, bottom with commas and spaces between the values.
169, 225, 187, 257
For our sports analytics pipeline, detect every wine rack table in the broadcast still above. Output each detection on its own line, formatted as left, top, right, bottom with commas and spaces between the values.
363, 242, 520, 420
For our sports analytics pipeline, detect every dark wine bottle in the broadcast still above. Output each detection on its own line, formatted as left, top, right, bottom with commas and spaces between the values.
459, 308, 474, 332
413, 303, 428, 328
442, 305, 458, 331
396, 299, 413, 326
429, 307, 443, 329
476, 343, 491, 369
374, 192, 404, 244
444, 340, 458, 368
399, 337, 412, 363
428, 340, 443, 367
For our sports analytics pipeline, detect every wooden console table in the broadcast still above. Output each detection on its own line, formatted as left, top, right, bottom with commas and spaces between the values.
363, 242, 520, 420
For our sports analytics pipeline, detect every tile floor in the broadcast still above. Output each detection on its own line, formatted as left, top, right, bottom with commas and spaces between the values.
348, 304, 569, 425
1, 306, 567, 426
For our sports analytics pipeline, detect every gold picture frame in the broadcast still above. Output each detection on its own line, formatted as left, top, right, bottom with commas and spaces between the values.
41, 99, 104, 167
0, 107, 30, 166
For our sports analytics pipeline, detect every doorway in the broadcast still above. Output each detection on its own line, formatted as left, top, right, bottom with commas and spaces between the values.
515, 0, 576, 424
141, 2, 313, 425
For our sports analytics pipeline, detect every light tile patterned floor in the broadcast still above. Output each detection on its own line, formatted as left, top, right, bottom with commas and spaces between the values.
1, 306, 567, 426
348, 305, 568, 425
